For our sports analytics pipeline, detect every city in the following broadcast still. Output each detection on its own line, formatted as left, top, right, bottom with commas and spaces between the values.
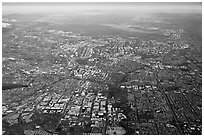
2, 2, 202, 135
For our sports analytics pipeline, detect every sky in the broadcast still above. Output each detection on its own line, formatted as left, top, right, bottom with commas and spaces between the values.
2, 2, 202, 15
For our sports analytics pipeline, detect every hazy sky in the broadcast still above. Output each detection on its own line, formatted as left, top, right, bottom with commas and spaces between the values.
2, 2, 202, 15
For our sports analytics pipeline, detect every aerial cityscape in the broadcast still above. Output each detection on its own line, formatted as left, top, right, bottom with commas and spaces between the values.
2, 2, 202, 135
